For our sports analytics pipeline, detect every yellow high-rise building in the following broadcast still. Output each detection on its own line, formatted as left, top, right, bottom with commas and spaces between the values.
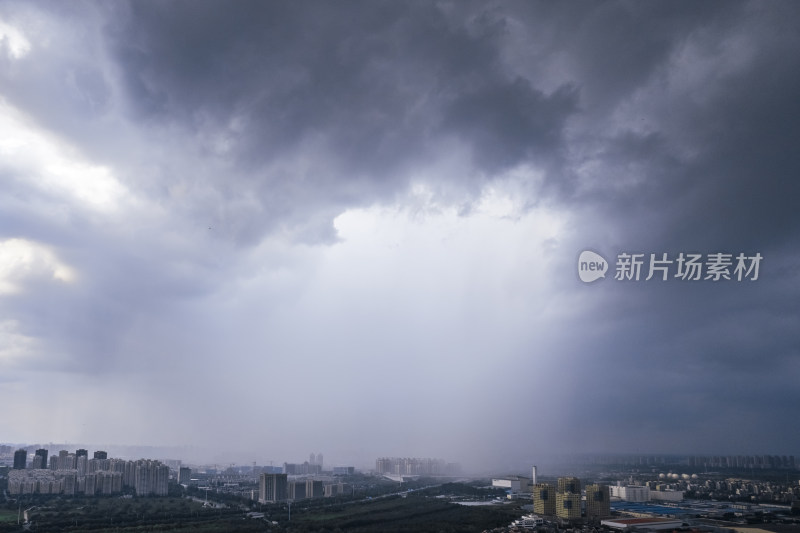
557, 476, 581, 494
556, 491, 581, 520
585, 484, 610, 519
532, 482, 556, 516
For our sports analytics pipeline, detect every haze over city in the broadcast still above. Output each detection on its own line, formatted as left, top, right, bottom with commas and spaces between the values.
1, 1, 798, 472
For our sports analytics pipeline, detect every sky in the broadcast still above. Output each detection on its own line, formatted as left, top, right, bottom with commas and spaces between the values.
1, 1, 799, 472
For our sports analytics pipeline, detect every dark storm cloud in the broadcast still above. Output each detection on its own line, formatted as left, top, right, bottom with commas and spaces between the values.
566, 1, 800, 252
527, 1, 728, 108
442, 79, 578, 172
542, 276, 800, 453
536, 0, 800, 455
97, 0, 581, 243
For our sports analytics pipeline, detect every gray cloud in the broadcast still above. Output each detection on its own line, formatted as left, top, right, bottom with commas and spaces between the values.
0, 0, 798, 469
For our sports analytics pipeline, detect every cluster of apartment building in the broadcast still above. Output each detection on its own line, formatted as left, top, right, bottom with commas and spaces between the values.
282, 452, 325, 475
283, 461, 322, 475
532, 477, 612, 521
7, 448, 170, 497
8, 468, 122, 495
257, 473, 352, 503
696, 477, 800, 503
687, 455, 797, 469
615, 475, 798, 505
375, 457, 459, 476
583, 454, 797, 469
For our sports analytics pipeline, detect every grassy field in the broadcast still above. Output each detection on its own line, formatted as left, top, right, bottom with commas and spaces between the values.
0, 496, 249, 532
287, 494, 522, 532
0, 482, 523, 532
0, 509, 17, 524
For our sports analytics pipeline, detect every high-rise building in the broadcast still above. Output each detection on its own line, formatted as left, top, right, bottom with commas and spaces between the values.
533, 482, 556, 516
89, 457, 113, 473
556, 491, 581, 520
310, 453, 316, 465
558, 477, 581, 495
317, 453, 323, 469
134, 460, 169, 496
13, 449, 27, 469
585, 484, 610, 519
76, 449, 88, 459
284, 462, 321, 475
288, 480, 307, 500
85, 473, 97, 495
306, 479, 323, 499
153, 464, 169, 496
97, 471, 123, 495
375, 457, 448, 475
177, 467, 192, 485
93, 450, 107, 460
34, 449, 48, 470
56, 450, 76, 470
554, 476, 582, 521
259, 473, 288, 503
62, 472, 76, 495
76, 455, 88, 476
531, 465, 537, 485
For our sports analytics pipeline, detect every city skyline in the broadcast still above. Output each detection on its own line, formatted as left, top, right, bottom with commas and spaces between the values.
3, 443, 798, 477
1, 1, 799, 472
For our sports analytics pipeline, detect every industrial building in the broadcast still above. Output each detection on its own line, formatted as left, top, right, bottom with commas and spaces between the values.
492, 476, 531, 493
601, 517, 685, 530
611, 485, 651, 502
